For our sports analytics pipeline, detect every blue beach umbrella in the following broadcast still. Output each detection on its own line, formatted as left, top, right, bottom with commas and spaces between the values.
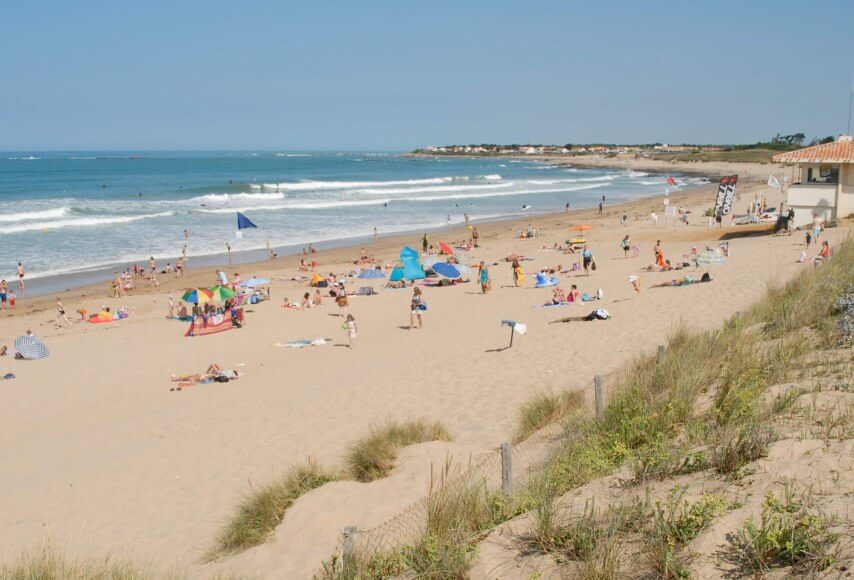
241, 277, 270, 288
432, 262, 461, 280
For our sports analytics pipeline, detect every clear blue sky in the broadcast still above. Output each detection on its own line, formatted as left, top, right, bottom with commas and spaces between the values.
1, 1, 852, 150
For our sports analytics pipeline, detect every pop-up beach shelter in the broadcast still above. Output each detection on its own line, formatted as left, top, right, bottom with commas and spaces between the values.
399, 246, 425, 280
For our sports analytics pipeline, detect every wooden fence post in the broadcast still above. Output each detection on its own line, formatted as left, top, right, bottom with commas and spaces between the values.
343, 525, 357, 573
657, 345, 666, 364
501, 442, 512, 494
594, 375, 604, 421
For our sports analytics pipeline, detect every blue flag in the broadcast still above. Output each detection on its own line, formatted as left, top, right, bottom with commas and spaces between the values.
237, 212, 258, 230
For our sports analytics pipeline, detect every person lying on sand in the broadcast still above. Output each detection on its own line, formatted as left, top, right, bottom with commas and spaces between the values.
642, 259, 675, 272
651, 273, 711, 288
282, 297, 302, 309
170, 363, 239, 389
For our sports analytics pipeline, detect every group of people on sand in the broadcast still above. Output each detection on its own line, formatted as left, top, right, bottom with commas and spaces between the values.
1, 262, 25, 310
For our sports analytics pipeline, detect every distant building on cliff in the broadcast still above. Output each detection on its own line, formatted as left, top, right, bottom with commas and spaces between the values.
773, 135, 854, 227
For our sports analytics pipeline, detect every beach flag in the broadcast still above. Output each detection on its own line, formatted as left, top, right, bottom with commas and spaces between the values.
236, 212, 258, 239
767, 175, 781, 190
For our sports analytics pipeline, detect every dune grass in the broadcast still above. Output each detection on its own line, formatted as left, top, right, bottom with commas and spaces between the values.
0, 544, 163, 580
208, 459, 336, 560
514, 390, 584, 443
345, 420, 452, 482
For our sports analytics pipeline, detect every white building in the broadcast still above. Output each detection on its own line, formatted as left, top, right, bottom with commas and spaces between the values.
773, 136, 854, 227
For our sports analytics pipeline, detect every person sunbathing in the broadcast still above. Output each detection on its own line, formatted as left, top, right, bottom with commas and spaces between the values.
171, 363, 239, 389
568, 285, 582, 303
282, 297, 302, 309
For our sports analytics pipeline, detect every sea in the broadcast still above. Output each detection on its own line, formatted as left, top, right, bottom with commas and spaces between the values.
0, 151, 701, 296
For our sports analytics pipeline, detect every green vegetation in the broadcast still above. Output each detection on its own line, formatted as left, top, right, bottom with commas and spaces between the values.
345, 420, 452, 482
738, 486, 838, 573
514, 390, 583, 443
0, 544, 163, 580
641, 490, 730, 578
209, 459, 337, 559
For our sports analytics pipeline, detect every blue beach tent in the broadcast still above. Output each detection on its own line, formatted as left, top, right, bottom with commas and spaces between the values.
399, 246, 425, 280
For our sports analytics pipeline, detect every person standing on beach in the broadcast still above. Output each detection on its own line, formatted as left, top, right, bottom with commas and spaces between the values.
176, 256, 184, 278
511, 258, 523, 287
565, 202, 570, 213
464, 213, 470, 226
478, 261, 491, 293
811, 213, 823, 241
0, 279, 8, 311
715, 209, 723, 229
149, 257, 156, 275
225, 242, 232, 266
651, 211, 658, 225
582, 244, 593, 275
598, 201, 603, 214
182, 244, 188, 260
16, 262, 25, 295
422, 233, 429, 253
410, 287, 424, 330
621, 235, 631, 258
344, 314, 357, 347
184, 229, 189, 240
472, 227, 479, 248
373, 227, 378, 243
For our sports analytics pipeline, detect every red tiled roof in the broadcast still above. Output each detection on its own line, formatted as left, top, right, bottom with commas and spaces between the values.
772, 140, 854, 163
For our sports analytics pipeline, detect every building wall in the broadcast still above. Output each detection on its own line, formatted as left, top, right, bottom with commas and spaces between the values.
840, 164, 854, 218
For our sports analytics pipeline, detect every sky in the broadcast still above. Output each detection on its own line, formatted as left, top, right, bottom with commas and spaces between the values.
1, 1, 852, 150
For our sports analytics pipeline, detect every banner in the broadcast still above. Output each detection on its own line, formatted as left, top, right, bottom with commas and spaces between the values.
714, 175, 738, 215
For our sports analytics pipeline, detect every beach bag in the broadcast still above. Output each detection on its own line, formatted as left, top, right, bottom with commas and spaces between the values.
582, 293, 590, 302
214, 375, 230, 383
418, 301, 428, 311
316, 280, 329, 288
591, 261, 597, 271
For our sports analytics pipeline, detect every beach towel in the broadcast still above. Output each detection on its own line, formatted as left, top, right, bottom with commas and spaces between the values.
274, 338, 329, 348
535, 273, 558, 287
356, 286, 378, 296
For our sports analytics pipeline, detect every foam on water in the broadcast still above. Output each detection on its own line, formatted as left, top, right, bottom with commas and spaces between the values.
0, 207, 71, 223
0, 211, 175, 235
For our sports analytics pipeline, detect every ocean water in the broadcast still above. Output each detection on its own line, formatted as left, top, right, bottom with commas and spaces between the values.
0, 151, 690, 286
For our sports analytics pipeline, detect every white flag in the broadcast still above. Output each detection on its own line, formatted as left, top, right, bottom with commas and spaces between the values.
513, 323, 527, 335
767, 175, 781, 190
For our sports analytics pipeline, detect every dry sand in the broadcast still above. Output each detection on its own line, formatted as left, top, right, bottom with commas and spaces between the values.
0, 158, 847, 577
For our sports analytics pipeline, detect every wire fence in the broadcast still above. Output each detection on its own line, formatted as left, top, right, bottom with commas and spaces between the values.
314, 351, 655, 578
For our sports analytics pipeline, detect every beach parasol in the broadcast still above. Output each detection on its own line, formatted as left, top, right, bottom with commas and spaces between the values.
357, 269, 386, 279
181, 288, 214, 304
420, 255, 442, 270
455, 263, 475, 276
432, 262, 461, 280
209, 285, 237, 302
454, 250, 473, 264
569, 224, 592, 232
241, 277, 270, 288
14, 334, 49, 360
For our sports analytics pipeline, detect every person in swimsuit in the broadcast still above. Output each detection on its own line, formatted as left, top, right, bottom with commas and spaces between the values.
16, 263, 25, 295
0, 279, 8, 310
55, 298, 72, 327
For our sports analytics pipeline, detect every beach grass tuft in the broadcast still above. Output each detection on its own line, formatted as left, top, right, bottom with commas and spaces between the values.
345, 419, 452, 482
209, 459, 336, 559
0, 543, 166, 580
514, 390, 584, 443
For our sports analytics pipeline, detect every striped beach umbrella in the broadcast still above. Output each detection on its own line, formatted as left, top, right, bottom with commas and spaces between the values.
14, 334, 49, 360
181, 288, 214, 304
209, 285, 237, 302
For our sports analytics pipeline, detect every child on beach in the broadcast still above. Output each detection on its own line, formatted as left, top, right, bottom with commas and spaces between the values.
344, 314, 357, 347
313, 289, 323, 306
478, 262, 491, 293
410, 287, 425, 329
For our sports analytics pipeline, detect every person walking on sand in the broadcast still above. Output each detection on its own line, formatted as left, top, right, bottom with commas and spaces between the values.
16, 262, 25, 295
582, 244, 593, 275
149, 256, 156, 275
336, 283, 349, 317
410, 287, 424, 330
344, 313, 357, 347
176, 256, 185, 278
621, 235, 631, 258
54, 298, 72, 328
598, 201, 603, 214
651, 211, 658, 225
478, 261, 491, 293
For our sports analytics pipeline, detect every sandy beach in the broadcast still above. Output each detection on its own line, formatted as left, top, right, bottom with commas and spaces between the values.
1, 157, 848, 577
